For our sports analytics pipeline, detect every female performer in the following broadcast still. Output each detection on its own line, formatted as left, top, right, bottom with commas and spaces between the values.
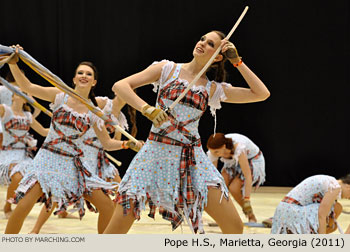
103, 30, 270, 234
29, 95, 131, 233
5, 54, 141, 233
206, 132, 265, 223
0, 89, 48, 218
271, 174, 350, 234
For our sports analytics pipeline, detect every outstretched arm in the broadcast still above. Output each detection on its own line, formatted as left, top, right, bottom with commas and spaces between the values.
93, 123, 143, 152
8, 63, 60, 102
7, 47, 60, 102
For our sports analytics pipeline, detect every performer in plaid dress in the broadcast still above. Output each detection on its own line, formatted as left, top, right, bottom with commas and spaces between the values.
0, 91, 48, 218
206, 133, 265, 223
1, 71, 41, 146
5, 58, 141, 234
104, 31, 270, 234
271, 174, 350, 234
29, 96, 129, 233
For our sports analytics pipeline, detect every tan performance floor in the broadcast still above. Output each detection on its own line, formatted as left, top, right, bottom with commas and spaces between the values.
1, 186, 349, 234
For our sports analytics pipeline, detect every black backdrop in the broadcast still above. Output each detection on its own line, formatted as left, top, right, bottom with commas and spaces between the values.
1, 0, 349, 186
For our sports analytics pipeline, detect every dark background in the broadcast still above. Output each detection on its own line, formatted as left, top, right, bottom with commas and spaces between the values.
1, 0, 349, 186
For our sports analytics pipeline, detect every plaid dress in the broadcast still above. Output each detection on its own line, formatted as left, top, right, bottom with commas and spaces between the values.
13, 93, 116, 218
0, 105, 35, 185
207, 133, 266, 196
271, 175, 341, 234
116, 63, 228, 233
79, 97, 122, 183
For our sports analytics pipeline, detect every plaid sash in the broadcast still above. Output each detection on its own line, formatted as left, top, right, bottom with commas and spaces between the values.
104, 116, 115, 134
148, 79, 208, 233
41, 106, 91, 217
282, 196, 302, 205
1, 117, 36, 158
116, 68, 210, 233
282, 193, 324, 206
82, 136, 110, 179
248, 150, 262, 166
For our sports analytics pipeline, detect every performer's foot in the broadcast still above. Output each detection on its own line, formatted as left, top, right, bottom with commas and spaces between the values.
262, 217, 273, 228
248, 213, 257, 223
57, 211, 78, 219
3, 205, 12, 219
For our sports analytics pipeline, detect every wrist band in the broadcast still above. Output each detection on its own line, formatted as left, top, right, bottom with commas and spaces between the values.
244, 196, 250, 200
233, 59, 243, 67
121, 140, 129, 149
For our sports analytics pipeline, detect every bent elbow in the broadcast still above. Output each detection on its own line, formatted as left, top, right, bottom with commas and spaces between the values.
258, 90, 270, 101
263, 91, 271, 100
112, 81, 124, 95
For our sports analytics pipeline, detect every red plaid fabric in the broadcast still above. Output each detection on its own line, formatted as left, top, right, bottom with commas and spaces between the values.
40, 106, 92, 218
115, 191, 140, 217
116, 78, 209, 233
248, 151, 262, 167
158, 80, 208, 112
1, 117, 36, 158
312, 193, 323, 203
104, 116, 116, 134
282, 196, 302, 206
150, 79, 207, 233
82, 136, 110, 179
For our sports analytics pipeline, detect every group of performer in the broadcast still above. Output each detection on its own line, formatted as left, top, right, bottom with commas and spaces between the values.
1, 29, 349, 234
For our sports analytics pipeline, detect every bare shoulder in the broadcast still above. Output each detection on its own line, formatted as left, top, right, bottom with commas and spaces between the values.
96, 96, 107, 109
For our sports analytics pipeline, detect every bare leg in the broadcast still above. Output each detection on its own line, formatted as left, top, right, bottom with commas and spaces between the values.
228, 176, 244, 207
4, 169, 22, 217
83, 189, 115, 233
103, 199, 136, 234
30, 202, 57, 234
229, 177, 257, 223
112, 174, 122, 183
5, 183, 43, 234
204, 187, 243, 234
221, 169, 233, 187
346, 224, 350, 234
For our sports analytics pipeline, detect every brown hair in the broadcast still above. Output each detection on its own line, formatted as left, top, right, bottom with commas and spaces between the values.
74, 61, 98, 107
23, 104, 31, 112
127, 106, 138, 137
206, 133, 233, 151
208, 30, 228, 82
339, 174, 350, 185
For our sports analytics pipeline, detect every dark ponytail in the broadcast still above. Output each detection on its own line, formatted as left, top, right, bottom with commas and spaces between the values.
208, 30, 228, 83
23, 103, 31, 112
127, 105, 137, 137
89, 87, 98, 107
